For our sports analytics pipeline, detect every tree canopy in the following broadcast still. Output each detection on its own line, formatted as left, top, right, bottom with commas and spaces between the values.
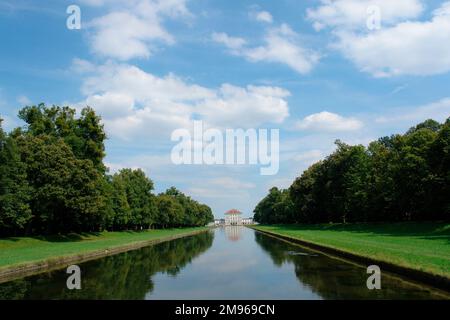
254, 118, 450, 224
0, 105, 214, 236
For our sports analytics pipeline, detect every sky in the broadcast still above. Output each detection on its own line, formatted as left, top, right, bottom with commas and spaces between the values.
1, 0, 450, 218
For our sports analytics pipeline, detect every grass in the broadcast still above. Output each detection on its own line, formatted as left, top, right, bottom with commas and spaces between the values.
252, 222, 450, 279
0, 227, 208, 271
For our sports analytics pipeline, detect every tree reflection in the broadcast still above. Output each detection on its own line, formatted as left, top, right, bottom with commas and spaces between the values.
254, 232, 443, 300
0, 231, 214, 300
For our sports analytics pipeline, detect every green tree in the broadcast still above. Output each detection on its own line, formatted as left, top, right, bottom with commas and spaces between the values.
15, 134, 108, 234
289, 162, 324, 223
261, 118, 450, 224
18, 104, 106, 172
108, 174, 132, 230
113, 169, 156, 229
155, 195, 185, 228
429, 117, 450, 219
0, 119, 32, 235
254, 187, 293, 224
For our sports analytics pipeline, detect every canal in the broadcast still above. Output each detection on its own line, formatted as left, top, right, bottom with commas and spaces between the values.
0, 226, 447, 299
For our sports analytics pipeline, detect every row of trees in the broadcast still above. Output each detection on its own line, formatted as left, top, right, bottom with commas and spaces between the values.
254, 118, 450, 224
0, 104, 213, 236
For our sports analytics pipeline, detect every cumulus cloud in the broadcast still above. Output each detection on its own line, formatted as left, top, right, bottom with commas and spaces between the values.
296, 111, 363, 132
211, 32, 246, 52
376, 97, 450, 125
212, 24, 320, 74
74, 60, 290, 140
253, 10, 273, 24
307, 0, 450, 77
335, 4, 450, 77
83, 0, 190, 60
307, 0, 424, 30
198, 84, 290, 128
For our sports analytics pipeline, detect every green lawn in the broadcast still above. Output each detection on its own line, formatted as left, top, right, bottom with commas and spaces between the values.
252, 222, 450, 279
0, 227, 208, 271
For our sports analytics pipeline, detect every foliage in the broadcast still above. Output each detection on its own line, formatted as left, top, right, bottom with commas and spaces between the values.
0, 105, 213, 237
254, 118, 450, 224
0, 119, 32, 234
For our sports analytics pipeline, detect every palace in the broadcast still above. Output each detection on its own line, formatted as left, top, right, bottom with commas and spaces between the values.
224, 209, 254, 225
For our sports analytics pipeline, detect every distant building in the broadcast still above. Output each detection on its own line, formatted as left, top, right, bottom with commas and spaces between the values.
225, 209, 242, 225
223, 210, 255, 225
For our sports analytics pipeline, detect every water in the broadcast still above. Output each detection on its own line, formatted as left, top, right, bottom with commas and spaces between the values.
0, 226, 447, 300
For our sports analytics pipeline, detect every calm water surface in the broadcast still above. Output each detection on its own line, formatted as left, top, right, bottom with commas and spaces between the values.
0, 227, 447, 300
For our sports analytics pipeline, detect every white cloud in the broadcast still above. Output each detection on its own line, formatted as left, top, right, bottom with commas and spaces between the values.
376, 97, 450, 125
85, 92, 135, 118
307, 0, 424, 30
75, 60, 290, 140
71, 58, 97, 73
79, 0, 109, 6
296, 111, 363, 132
84, 0, 190, 60
0, 115, 19, 132
209, 177, 255, 189
211, 32, 246, 52
187, 187, 249, 199
265, 177, 292, 190
335, 4, 450, 77
89, 12, 173, 60
198, 83, 290, 128
293, 149, 324, 163
17, 95, 31, 106
308, 1, 450, 77
253, 11, 273, 24
213, 24, 320, 74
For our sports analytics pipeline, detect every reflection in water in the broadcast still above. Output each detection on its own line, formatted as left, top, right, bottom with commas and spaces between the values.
254, 232, 448, 300
0, 231, 214, 300
0, 227, 447, 300
224, 226, 242, 242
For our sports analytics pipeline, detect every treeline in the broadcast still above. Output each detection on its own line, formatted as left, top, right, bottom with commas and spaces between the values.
254, 118, 450, 224
0, 104, 213, 236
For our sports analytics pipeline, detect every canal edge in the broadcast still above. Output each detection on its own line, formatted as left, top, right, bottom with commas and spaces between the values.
0, 228, 211, 284
248, 226, 450, 294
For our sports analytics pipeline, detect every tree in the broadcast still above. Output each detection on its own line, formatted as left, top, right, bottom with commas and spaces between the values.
155, 195, 184, 228
254, 187, 294, 224
112, 169, 156, 230
259, 118, 450, 225
407, 119, 442, 135
289, 162, 325, 223
0, 119, 32, 235
158, 187, 213, 227
15, 134, 109, 234
18, 104, 107, 172
108, 175, 132, 230
429, 117, 450, 219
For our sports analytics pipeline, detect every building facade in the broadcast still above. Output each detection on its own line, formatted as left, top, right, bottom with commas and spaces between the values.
225, 209, 242, 225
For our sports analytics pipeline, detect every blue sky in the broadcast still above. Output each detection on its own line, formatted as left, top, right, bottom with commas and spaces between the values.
1, 0, 450, 218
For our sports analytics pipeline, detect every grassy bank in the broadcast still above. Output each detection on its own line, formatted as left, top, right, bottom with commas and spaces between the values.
0, 227, 208, 278
251, 223, 450, 280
